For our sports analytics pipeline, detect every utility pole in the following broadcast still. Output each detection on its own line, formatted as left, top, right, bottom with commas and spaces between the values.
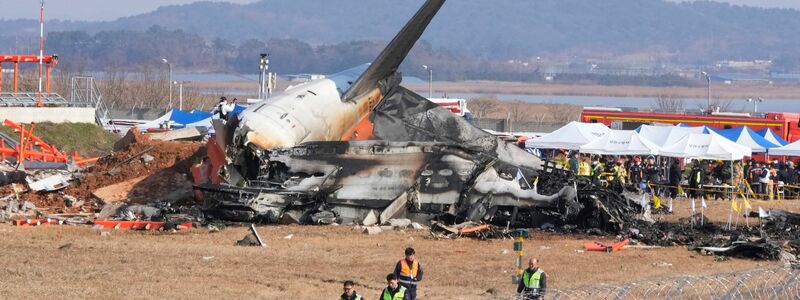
701, 71, 711, 114
162, 58, 173, 111
258, 53, 270, 100
747, 97, 764, 114
422, 65, 432, 98
176, 81, 183, 111
37, 0, 45, 107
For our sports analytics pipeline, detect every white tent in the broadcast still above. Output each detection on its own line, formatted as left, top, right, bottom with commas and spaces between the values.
579, 130, 661, 155
659, 132, 752, 160
768, 139, 800, 156
525, 121, 611, 150
636, 125, 672, 146
637, 125, 708, 147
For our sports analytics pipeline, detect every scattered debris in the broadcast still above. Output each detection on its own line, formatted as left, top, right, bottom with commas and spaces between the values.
93, 220, 192, 231
584, 239, 630, 252
363, 226, 382, 235
26, 174, 70, 192
652, 262, 673, 267
148, 126, 208, 142
283, 234, 294, 240
236, 224, 266, 247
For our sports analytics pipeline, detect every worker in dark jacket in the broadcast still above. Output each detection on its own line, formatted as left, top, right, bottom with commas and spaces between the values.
393, 247, 422, 300
516, 258, 547, 300
688, 160, 705, 199
668, 159, 682, 199
381, 273, 409, 300
340, 280, 364, 300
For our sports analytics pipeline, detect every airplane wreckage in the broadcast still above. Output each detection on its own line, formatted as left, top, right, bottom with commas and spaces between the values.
195, 0, 636, 230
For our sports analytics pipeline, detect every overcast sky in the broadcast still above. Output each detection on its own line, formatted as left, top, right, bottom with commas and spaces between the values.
0, 0, 258, 21
0, 0, 798, 21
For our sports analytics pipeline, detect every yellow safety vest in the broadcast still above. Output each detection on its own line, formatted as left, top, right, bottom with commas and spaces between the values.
382, 286, 406, 300
578, 161, 591, 176
522, 268, 544, 289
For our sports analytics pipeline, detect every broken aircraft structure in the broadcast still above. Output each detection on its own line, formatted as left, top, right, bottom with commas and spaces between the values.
196, 0, 635, 230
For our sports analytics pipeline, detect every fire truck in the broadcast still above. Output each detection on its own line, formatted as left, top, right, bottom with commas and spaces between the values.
580, 107, 800, 142
429, 98, 474, 123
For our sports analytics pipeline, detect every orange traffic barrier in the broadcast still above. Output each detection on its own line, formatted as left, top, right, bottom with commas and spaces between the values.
14, 218, 63, 226
460, 224, 490, 234
93, 220, 193, 231
584, 239, 630, 252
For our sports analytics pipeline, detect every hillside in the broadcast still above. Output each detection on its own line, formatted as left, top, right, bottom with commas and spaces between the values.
2, 0, 800, 63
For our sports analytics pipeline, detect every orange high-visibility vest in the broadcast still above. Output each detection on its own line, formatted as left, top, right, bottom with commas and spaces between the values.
399, 259, 419, 278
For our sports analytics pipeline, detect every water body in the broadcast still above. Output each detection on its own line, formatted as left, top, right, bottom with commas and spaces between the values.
445, 93, 800, 113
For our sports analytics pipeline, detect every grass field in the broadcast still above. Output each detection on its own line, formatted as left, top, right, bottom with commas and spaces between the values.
0, 197, 795, 299
0, 122, 117, 157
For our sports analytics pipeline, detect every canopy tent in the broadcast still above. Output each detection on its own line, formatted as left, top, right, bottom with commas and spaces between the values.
659, 132, 752, 160
713, 126, 779, 153
637, 125, 710, 147
135, 105, 246, 130
635, 125, 672, 146
756, 128, 789, 146
579, 130, 660, 155
525, 121, 610, 150
768, 139, 800, 156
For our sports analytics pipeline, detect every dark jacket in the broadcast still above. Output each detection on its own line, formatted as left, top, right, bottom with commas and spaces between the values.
516, 267, 547, 295
644, 164, 660, 183
689, 167, 704, 187
340, 292, 364, 300
669, 163, 682, 185
393, 259, 424, 285
629, 163, 643, 183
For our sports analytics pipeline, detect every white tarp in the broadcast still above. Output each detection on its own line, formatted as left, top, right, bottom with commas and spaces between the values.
579, 130, 661, 155
768, 139, 800, 156
659, 132, 752, 160
525, 121, 611, 150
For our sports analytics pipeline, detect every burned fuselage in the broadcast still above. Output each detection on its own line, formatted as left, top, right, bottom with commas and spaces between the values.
197, 0, 632, 230
201, 139, 582, 226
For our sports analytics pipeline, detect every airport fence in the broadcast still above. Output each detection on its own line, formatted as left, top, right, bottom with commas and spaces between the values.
508, 267, 800, 299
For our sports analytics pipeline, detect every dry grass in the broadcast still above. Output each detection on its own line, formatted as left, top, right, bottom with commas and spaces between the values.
2, 197, 796, 299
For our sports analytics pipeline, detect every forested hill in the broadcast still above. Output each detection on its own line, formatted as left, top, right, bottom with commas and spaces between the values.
2, 0, 800, 75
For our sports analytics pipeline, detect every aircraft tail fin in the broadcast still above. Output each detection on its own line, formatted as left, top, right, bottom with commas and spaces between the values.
342, 0, 445, 101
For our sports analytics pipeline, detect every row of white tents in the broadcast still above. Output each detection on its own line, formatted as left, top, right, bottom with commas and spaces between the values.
525, 121, 800, 160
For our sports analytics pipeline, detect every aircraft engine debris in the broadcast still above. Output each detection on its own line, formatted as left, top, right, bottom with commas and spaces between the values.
193, 0, 641, 233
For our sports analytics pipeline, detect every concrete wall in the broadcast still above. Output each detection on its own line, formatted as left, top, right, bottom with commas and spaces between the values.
0, 107, 96, 123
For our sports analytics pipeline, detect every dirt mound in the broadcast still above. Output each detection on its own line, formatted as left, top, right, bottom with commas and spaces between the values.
72, 130, 206, 203
2, 130, 207, 212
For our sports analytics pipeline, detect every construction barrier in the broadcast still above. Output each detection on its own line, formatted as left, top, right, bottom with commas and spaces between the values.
0, 119, 98, 165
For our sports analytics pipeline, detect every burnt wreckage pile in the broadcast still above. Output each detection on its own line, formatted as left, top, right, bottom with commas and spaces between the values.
198, 82, 639, 232
194, 0, 640, 233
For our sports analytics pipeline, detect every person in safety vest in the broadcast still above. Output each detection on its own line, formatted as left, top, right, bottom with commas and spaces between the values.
516, 258, 547, 300
381, 273, 409, 300
393, 247, 422, 300
577, 155, 591, 177
591, 158, 604, 185
340, 280, 363, 300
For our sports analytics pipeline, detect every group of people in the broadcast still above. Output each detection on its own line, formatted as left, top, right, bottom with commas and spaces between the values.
552, 150, 800, 200
339, 248, 423, 300
337, 249, 547, 300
